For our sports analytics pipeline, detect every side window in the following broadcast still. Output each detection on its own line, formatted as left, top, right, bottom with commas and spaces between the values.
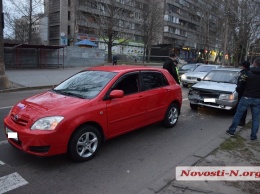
112, 74, 139, 95
141, 71, 169, 91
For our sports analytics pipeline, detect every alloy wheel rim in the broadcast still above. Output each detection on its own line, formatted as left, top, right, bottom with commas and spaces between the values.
76, 132, 98, 158
168, 107, 178, 124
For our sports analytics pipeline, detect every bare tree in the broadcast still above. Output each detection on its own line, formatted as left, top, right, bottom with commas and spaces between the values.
3, 0, 44, 44
224, 0, 260, 65
141, 0, 163, 63
74, 0, 143, 62
196, 0, 227, 64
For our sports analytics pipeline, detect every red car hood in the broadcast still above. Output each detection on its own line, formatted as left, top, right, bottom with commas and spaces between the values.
11, 91, 88, 119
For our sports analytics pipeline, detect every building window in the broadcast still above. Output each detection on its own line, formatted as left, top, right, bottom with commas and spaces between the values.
68, 25, 70, 35
68, 0, 71, 7
68, 11, 70, 20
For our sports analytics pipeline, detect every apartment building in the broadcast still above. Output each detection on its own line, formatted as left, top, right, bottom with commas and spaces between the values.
14, 14, 48, 45
159, 0, 222, 62
45, 0, 222, 62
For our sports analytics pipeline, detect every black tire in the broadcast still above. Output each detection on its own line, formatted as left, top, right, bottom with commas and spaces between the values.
190, 103, 198, 110
163, 103, 179, 128
68, 125, 101, 162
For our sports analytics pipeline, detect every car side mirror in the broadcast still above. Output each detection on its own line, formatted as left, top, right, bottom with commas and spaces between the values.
197, 78, 201, 81
110, 90, 124, 98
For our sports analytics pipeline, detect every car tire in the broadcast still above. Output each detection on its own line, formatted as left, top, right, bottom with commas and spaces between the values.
68, 125, 101, 162
190, 103, 199, 110
163, 103, 179, 128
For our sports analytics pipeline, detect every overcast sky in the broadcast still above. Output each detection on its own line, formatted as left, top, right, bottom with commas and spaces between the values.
3, 0, 44, 38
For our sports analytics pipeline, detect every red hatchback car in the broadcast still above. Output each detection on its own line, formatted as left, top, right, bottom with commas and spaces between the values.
4, 66, 182, 162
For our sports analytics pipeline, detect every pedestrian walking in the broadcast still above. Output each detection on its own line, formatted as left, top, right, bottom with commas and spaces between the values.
226, 58, 260, 141
236, 61, 250, 126
163, 53, 180, 84
112, 55, 118, 65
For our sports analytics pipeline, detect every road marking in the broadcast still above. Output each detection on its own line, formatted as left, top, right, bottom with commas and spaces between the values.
0, 106, 13, 110
0, 161, 4, 165
0, 172, 28, 193
0, 140, 8, 146
183, 98, 188, 101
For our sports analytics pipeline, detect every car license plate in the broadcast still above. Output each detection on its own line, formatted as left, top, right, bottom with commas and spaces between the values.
5, 127, 18, 141
204, 98, 216, 103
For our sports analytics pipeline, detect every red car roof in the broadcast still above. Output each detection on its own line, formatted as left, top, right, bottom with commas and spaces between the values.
86, 65, 161, 73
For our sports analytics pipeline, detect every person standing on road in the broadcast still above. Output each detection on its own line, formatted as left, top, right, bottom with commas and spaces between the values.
236, 61, 250, 126
112, 55, 118, 65
226, 58, 260, 141
163, 53, 180, 84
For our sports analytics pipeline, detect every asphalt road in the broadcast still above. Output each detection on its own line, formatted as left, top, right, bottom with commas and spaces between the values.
0, 88, 235, 194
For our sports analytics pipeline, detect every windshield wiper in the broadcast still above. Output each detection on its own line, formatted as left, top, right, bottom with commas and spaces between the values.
53, 89, 85, 99
204, 80, 217, 82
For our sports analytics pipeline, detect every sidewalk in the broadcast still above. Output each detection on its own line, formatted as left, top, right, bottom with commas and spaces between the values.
2, 65, 260, 194
2, 63, 162, 92
156, 122, 260, 194
3, 67, 86, 92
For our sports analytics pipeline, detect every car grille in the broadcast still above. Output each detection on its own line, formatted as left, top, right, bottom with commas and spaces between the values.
199, 90, 220, 98
29, 146, 50, 153
187, 76, 197, 80
11, 113, 29, 126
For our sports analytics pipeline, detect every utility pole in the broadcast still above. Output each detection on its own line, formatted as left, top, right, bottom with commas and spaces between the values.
0, 0, 9, 89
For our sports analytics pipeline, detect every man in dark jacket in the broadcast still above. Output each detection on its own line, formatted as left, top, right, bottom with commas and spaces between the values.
226, 58, 260, 141
112, 55, 118, 65
235, 61, 250, 126
163, 53, 180, 84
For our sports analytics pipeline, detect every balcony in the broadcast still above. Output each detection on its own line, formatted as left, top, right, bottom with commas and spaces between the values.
163, 32, 187, 41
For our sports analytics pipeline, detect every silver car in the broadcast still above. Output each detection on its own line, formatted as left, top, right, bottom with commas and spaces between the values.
181, 64, 221, 87
188, 68, 241, 111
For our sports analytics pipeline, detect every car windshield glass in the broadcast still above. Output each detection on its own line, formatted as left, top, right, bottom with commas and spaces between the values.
179, 64, 196, 71
53, 71, 117, 99
203, 70, 240, 84
193, 65, 216, 72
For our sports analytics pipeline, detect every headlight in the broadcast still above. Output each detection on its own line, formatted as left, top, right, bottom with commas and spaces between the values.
181, 74, 187, 80
31, 116, 64, 130
219, 93, 234, 100
188, 88, 199, 95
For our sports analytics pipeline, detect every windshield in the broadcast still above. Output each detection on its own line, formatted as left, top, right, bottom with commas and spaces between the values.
53, 70, 117, 99
203, 70, 240, 84
194, 65, 217, 72
179, 64, 197, 71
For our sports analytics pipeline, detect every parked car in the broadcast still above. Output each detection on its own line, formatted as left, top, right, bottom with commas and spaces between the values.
180, 64, 221, 87
188, 68, 241, 111
4, 66, 182, 162
178, 63, 201, 78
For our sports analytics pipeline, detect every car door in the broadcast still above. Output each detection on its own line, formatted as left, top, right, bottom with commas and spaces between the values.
140, 71, 170, 125
106, 72, 146, 137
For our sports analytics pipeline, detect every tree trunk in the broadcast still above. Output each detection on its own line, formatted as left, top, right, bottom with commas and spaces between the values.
222, 16, 229, 66
142, 44, 147, 64
28, 0, 33, 44
107, 39, 113, 63
0, 0, 9, 89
